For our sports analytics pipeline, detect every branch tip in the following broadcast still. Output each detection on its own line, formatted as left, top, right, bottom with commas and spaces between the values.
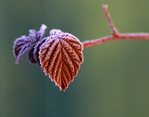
102, 4, 108, 9
102, 4, 119, 36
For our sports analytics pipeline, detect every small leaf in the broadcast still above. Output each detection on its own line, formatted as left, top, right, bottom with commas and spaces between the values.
13, 35, 32, 64
29, 24, 47, 41
39, 29, 84, 91
28, 46, 37, 64
28, 38, 47, 64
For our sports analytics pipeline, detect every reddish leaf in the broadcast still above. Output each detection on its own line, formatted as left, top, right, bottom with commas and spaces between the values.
39, 29, 84, 90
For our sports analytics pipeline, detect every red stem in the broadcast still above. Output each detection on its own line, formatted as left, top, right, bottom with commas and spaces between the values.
82, 5, 149, 48
82, 33, 149, 47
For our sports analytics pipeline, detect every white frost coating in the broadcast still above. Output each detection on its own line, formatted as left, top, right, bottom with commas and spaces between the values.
41, 24, 47, 30
49, 29, 63, 38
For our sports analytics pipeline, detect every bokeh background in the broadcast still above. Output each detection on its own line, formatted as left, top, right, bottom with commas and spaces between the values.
1, 0, 149, 117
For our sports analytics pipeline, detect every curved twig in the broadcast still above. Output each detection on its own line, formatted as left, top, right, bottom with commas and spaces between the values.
82, 4, 149, 47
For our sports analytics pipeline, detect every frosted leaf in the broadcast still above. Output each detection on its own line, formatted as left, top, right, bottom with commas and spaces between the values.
13, 35, 32, 64
29, 24, 47, 41
28, 47, 37, 64
39, 29, 84, 91
13, 24, 47, 64
28, 38, 47, 64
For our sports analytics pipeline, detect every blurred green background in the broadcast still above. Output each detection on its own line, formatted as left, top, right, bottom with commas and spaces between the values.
1, 0, 149, 117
